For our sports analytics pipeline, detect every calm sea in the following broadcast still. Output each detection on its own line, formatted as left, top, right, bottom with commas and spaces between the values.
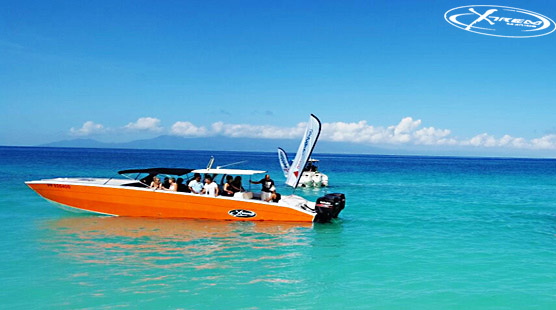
1, 146, 556, 309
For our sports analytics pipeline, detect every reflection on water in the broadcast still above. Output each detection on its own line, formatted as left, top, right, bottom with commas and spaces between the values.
37, 216, 319, 303
44, 217, 313, 268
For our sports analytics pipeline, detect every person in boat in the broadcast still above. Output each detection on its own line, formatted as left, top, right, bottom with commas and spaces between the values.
222, 175, 235, 196
201, 175, 219, 197
166, 177, 178, 191
162, 177, 170, 189
188, 173, 204, 194
231, 176, 245, 193
176, 177, 188, 192
264, 186, 281, 203
250, 174, 274, 201
150, 176, 162, 189
305, 162, 317, 172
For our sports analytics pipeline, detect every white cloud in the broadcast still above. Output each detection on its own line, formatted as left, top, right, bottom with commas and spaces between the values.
169, 121, 306, 139
529, 134, 556, 150
414, 127, 456, 145
462, 133, 497, 147
321, 121, 377, 143
320, 117, 456, 146
210, 121, 306, 139
69, 121, 105, 136
170, 121, 209, 137
460, 133, 556, 150
124, 117, 163, 132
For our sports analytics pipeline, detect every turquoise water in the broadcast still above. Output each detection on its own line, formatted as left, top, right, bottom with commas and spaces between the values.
1, 146, 556, 309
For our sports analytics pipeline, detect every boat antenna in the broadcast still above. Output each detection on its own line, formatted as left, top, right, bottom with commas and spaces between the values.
206, 156, 215, 169
217, 160, 248, 169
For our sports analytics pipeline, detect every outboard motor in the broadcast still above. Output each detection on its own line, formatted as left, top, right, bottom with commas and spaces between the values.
314, 193, 346, 223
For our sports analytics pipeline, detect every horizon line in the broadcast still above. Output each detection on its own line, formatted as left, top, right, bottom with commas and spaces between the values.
1, 144, 555, 161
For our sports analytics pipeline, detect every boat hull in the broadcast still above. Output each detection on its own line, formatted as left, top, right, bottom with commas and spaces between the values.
26, 181, 316, 222
299, 171, 329, 187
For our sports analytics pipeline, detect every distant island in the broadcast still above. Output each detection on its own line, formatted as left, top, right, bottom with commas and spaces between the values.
38, 135, 387, 154
32, 135, 555, 158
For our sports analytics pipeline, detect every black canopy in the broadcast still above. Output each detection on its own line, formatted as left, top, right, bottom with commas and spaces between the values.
118, 168, 194, 176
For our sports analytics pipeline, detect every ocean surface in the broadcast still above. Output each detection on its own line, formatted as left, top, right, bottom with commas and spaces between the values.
1, 146, 556, 309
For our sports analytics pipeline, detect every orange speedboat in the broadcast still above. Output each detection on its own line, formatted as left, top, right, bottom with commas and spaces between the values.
26, 167, 345, 222
26, 114, 346, 223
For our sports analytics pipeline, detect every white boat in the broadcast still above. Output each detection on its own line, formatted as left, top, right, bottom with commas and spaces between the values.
278, 117, 329, 187
297, 158, 329, 187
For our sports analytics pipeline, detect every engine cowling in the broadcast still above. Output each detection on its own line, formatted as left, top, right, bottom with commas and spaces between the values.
314, 193, 346, 223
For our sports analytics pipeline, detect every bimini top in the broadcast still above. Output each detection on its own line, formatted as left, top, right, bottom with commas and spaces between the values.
118, 168, 194, 176
191, 168, 266, 176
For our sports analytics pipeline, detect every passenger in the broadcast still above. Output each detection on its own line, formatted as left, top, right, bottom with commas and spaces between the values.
231, 176, 245, 193
167, 177, 178, 191
176, 177, 188, 192
265, 186, 281, 203
201, 175, 219, 197
250, 174, 274, 201
150, 176, 162, 189
309, 163, 317, 172
188, 173, 204, 194
222, 175, 235, 197
162, 177, 170, 189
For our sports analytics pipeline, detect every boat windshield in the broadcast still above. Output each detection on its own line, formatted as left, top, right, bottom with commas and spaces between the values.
304, 161, 318, 172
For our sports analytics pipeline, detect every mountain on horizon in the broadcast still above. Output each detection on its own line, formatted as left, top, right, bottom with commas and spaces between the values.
39, 135, 385, 154
37, 135, 556, 158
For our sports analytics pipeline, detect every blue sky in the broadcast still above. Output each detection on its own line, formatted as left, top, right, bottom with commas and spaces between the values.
1, 0, 555, 155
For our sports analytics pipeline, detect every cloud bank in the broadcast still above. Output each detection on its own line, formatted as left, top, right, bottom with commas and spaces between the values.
124, 117, 163, 132
69, 117, 556, 150
167, 117, 556, 150
320, 117, 457, 146
170, 121, 209, 137
70, 121, 105, 136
